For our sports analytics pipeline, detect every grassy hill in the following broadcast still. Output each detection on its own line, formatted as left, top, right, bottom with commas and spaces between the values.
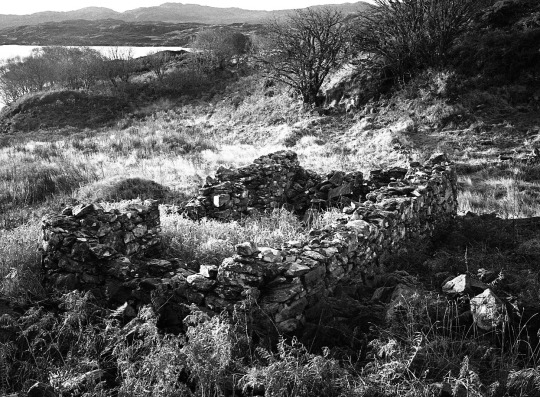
1, 63, 539, 395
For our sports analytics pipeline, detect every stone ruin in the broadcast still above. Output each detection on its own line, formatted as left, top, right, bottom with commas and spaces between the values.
183, 151, 365, 220
41, 151, 458, 333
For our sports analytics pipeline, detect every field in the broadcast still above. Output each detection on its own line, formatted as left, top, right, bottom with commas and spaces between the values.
0, 63, 539, 395
1, 0, 540, 391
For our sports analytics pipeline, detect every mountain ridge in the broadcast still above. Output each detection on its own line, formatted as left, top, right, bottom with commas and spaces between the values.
0, 2, 370, 29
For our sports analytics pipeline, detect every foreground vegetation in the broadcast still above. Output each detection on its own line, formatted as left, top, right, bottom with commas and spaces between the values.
0, 0, 539, 395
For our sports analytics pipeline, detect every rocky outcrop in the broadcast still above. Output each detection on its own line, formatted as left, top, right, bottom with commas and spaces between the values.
41, 151, 458, 333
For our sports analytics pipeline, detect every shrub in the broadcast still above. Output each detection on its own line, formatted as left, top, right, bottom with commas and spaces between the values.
192, 29, 250, 71
115, 307, 190, 397
0, 221, 43, 304
240, 337, 353, 397
357, 0, 490, 83
452, 28, 540, 84
75, 177, 169, 202
181, 311, 238, 397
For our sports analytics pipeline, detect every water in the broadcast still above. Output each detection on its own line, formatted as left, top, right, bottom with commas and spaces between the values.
0, 45, 190, 63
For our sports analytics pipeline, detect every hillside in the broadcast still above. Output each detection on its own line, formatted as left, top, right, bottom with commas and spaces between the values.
0, 1, 369, 46
0, 19, 208, 46
0, 1, 539, 396
0, 19, 267, 46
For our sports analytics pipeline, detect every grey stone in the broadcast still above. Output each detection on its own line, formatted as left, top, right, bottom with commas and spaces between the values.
259, 247, 282, 263
328, 183, 352, 200
200, 264, 219, 279
213, 194, 231, 208
89, 244, 116, 259
263, 278, 304, 303
236, 241, 259, 256
72, 203, 99, 218
187, 274, 216, 292
470, 289, 506, 331
442, 274, 488, 295
285, 263, 311, 277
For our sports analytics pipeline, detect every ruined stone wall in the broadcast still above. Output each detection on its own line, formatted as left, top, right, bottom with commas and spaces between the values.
199, 154, 457, 332
183, 150, 366, 220
41, 200, 161, 300
41, 152, 457, 333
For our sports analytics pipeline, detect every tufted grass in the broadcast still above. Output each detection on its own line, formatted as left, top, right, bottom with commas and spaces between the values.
458, 163, 540, 218
0, 220, 44, 303
160, 207, 342, 267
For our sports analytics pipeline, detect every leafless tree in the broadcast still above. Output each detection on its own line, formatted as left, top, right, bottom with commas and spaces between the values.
357, 0, 491, 80
262, 7, 351, 106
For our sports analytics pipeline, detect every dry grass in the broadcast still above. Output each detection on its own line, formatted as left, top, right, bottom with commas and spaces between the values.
0, 220, 44, 303
1, 67, 540, 396
161, 207, 342, 267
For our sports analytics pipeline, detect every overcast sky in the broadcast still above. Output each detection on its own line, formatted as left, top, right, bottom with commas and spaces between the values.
3, 1, 373, 14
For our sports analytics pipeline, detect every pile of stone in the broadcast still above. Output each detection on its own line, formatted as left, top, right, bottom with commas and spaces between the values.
200, 153, 457, 331
182, 150, 318, 220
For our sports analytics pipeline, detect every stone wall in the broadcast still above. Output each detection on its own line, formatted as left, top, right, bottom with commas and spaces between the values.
41, 152, 457, 333
41, 200, 161, 300
182, 150, 366, 220
200, 154, 457, 332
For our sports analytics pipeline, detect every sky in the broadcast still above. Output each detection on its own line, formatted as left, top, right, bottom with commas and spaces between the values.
3, 0, 373, 14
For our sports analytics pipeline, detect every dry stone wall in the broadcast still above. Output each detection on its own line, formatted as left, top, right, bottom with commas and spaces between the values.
203, 154, 457, 332
41, 152, 457, 333
183, 150, 366, 220
41, 200, 161, 301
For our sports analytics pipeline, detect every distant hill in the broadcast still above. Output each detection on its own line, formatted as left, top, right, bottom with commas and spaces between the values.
0, 2, 370, 29
0, 19, 206, 46
0, 19, 270, 46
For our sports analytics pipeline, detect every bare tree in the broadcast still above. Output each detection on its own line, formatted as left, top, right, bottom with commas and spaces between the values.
262, 7, 351, 106
357, 0, 491, 80
0, 52, 54, 104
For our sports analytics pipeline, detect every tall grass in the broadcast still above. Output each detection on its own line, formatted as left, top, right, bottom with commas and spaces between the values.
0, 149, 98, 210
161, 209, 308, 267
458, 163, 540, 218
0, 220, 43, 303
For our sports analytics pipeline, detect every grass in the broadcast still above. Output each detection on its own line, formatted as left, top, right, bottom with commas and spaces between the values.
0, 63, 539, 396
458, 163, 540, 218
161, 207, 343, 267
0, 221, 44, 304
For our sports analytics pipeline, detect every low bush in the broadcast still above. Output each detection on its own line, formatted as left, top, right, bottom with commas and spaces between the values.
75, 177, 169, 203
240, 338, 353, 397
